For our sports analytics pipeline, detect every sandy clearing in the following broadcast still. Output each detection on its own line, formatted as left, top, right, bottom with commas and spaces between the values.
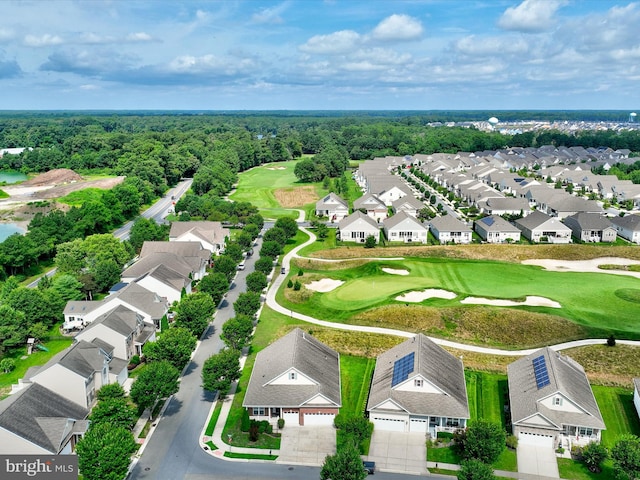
382, 268, 410, 275
522, 257, 640, 279
396, 289, 457, 302
305, 278, 345, 293
265, 166, 287, 170
460, 295, 561, 308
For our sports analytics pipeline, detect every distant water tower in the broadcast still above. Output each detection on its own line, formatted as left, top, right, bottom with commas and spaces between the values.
629, 112, 637, 123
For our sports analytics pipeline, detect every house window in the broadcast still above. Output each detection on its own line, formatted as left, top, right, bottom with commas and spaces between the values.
289, 372, 297, 380
578, 427, 594, 436
553, 397, 562, 406
253, 407, 266, 416
414, 379, 423, 388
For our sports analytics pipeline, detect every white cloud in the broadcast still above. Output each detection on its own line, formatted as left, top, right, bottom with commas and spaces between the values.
251, 2, 289, 24
498, 0, 565, 32
24, 34, 64, 47
454, 35, 529, 56
0, 28, 15, 43
79, 84, 100, 90
166, 54, 256, 75
299, 30, 361, 54
125, 32, 153, 42
370, 14, 423, 41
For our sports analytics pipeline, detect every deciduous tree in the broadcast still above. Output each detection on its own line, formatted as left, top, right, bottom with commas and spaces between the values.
612, 434, 640, 480
320, 443, 366, 480
202, 348, 241, 397
129, 360, 180, 414
221, 315, 253, 350
174, 292, 216, 337
143, 326, 196, 370
233, 291, 261, 317
76, 422, 137, 480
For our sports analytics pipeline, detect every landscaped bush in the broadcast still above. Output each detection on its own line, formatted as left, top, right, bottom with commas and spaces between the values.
293, 280, 301, 291
278, 418, 285, 429
258, 420, 270, 434
249, 421, 259, 442
506, 435, 518, 449
438, 431, 454, 440
241, 409, 251, 432
287, 279, 293, 288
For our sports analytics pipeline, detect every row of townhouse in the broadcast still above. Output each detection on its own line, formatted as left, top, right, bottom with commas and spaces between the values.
242, 329, 608, 452
0, 221, 228, 455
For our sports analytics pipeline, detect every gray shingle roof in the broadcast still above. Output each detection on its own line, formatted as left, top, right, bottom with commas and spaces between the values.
136, 263, 190, 291
610, 214, 640, 231
515, 210, 553, 230
429, 215, 472, 233
81, 305, 142, 337
508, 348, 605, 430
0, 383, 88, 453
564, 213, 613, 231
169, 221, 229, 246
55, 340, 110, 379
316, 192, 348, 209
338, 210, 380, 230
475, 215, 520, 232
122, 252, 194, 279
353, 193, 386, 210
116, 282, 169, 320
243, 328, 341, 408
383, 211, 426, 230
367, 334, 469, 418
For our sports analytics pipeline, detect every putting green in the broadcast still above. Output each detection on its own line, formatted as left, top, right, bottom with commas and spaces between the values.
310, 258, 640, 334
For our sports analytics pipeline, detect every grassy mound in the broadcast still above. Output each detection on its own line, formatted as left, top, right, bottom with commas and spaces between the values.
615, 288, 640, 303
351, 305, 590, 349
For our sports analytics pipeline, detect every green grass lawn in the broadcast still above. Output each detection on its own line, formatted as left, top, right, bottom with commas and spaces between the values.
279, 256, 640, 337
427, 445, 516, 472
465, 370, 509, 427
58, 187, 106, 206
592, 385, 640, 447
339, 355, 374, 418
557, 458, 615, 480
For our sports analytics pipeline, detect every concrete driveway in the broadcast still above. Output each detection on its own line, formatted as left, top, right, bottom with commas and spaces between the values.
276, 426, 336, 466
517, 445, 559, 478
367, 431, 428, 475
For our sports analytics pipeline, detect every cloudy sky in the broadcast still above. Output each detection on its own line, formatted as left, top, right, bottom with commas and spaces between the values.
1, 0, 639, 110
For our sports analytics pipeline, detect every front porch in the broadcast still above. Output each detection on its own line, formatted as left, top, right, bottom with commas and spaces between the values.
560, 425, 601, 448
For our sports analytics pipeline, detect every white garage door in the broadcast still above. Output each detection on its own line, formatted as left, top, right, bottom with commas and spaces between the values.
409, 418, 428, 433
283, 411, 299, 425
372, 416, 406, 432
518, 432, 554, 448
304, 413, 335, 426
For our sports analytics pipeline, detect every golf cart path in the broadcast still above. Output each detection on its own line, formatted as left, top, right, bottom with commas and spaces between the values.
265, 225, 640, 356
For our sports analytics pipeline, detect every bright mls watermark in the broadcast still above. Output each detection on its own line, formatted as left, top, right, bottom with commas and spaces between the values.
0, 456, 77, 479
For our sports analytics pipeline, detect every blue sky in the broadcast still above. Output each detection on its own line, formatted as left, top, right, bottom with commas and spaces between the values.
0, 0, 639, 110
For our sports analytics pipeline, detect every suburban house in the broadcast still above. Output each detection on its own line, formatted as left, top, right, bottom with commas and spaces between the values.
353, 193, 388, 222
366, 334, 469, 436
391, 196, 426, 218
338, 211, 380, 244
477, 197, 530, 217
169, 221, 229, 255
75, 305, 156, 361
0, 383, 89, 454
508, 348, 606, 449
243, 328, 341, 426
23, 340, 128, 409
315, 193, 349, 222
383, 212, 428, 244
63, 282, 169, 332
121, 252, 194, 284
563, 213, 617, 243
474, 215, 522, 243
610, 214, 640, 244
515, 211, 572, 243
139, 241, 209, 280
633, 379, 640, 419
429, 216, 472, 244
133, 264, 191, 305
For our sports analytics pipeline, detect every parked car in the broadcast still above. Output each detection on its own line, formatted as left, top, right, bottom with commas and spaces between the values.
281, 267, 286, 274
238, 261, 246, 270
363, 461, 375, 474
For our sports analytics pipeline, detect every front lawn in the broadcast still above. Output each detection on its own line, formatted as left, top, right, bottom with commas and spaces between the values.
557, 458, 615, 480
427, 445, 516, 472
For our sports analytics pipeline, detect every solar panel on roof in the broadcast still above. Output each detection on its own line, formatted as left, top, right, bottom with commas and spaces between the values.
483, 216, 495, 226
391, 352, 415, 387
532, 355, 550, 389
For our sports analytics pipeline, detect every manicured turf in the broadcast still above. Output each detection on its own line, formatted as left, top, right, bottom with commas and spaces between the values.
557, 458, 615, 480
339, 355, 374, 418
465, 371, 508, 426
592, 385, 640, 447
283, 257, 640, 336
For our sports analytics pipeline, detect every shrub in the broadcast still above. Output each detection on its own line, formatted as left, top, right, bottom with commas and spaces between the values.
506, 435, 518, 450
278, 418, 285, 429
581, 442, 608, 473
364, 235, 376, 248
438, 431, 454, 440
258, 420, 270, 434
287, 279, 293, 288
298, 269, 303, 276
607, 334, 616, 347
129, 355, 141, 366
241, 409, 251, 432
293, 280, 301, 291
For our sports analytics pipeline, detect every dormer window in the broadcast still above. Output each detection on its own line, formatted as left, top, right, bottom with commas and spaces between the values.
553, 397, 562, 406
289, 372, 297, 380
414, 379, 423, 388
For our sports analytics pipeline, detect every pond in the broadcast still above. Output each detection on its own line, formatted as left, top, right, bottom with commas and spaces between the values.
0, 223, 26, 242
0, 170, 27, 184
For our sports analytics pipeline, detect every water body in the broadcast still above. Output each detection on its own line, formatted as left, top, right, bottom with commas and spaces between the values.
0, 223, 25, 241
0, 170, 27, 184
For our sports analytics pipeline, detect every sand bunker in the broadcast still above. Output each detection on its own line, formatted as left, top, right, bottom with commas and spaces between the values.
460, 295, 561, 308
522, 257, 640, 279
265, 166, 287, 170
382, 268, 410, 275
305, 278, 345, 293
396, 289, 457, 302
